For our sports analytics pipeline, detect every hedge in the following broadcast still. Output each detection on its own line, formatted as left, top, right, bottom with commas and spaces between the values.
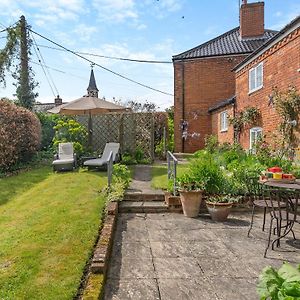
0, 99, 41, 172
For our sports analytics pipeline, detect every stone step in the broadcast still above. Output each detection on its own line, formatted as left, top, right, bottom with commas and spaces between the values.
119, 201, 168, 213
123, 192, 165, 202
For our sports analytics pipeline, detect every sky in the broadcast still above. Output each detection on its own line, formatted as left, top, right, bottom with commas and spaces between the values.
0, 0, 299, 110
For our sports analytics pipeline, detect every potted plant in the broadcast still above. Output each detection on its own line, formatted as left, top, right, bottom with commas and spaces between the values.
206, 194, 240, 222
177, 173, 206, 218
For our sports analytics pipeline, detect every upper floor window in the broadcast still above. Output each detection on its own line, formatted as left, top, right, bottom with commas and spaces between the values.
220, 111, 228, 132
249, 127, 263, 152
249, 62, 263, 93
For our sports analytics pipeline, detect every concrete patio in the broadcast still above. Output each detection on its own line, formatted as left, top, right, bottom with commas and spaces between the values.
104, 211, 300, 300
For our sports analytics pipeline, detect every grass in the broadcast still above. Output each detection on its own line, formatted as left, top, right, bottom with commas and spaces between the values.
151, 163, 189, 190
0, 167, 107, 300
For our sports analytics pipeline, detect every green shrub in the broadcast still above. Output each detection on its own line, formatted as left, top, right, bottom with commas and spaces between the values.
52, 118, 88, 156
36, 112, 59, 150
204, 134, 218, 153
113, 163, 131, 188
257, 262, 300, 300
121, 152, 137, 165
0, 99, 41, 172
135, 145, 144, 162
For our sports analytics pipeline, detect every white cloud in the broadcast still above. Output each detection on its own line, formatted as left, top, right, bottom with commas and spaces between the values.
92, 0, 138, 22
73, 24, 98, 42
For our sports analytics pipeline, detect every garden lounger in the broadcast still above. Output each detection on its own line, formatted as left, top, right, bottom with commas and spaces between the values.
84, 142, 120, 169
52, 142, 77, 171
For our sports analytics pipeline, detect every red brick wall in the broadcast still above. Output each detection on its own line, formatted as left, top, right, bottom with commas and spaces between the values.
211, 105, 235, 144
240, 2, 264, 39
174, 55, 246, 153
236, 28, 300, 149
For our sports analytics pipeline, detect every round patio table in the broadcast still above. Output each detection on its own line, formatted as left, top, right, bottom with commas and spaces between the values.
260, 179, 300, 190
259, 179, 299, 256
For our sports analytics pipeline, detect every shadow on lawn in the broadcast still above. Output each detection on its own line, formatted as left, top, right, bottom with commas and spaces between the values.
0, 167, 52, 206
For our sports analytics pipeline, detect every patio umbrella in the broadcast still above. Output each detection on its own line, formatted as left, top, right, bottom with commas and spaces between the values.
48, 96, 129, 147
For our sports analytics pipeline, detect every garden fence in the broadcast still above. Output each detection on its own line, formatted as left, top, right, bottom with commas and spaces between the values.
75, 112, 155, 161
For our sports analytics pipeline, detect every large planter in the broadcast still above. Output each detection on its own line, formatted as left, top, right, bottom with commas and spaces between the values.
206, 201, 233, 222
179, 190, 203, 218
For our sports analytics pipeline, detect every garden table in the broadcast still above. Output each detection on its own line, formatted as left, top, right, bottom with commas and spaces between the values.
259, 179, 299, 256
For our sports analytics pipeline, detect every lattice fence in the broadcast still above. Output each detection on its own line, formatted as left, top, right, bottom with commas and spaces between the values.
75, 113, 154, 161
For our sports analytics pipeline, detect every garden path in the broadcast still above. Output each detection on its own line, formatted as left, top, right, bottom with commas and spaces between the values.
104, 165, 300, 299
104, 212, 300, 300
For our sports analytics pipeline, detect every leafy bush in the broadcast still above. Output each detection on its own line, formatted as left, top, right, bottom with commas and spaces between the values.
176, 173, 206, 191
107, 164, 131, 202
52, 118, 88, 156
0, 99, 41, 172
257, 262, 300, 300
36, 112, 59, 150
121, 152, 137, 165
113, 163, 131, 188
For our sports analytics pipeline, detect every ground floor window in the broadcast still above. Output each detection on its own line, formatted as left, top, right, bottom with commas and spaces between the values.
250, 127, 263, 152
220, 111, 228, 132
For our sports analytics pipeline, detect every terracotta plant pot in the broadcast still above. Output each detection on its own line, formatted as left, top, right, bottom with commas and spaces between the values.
206, 201, 233, 222
179, 190, 203, 218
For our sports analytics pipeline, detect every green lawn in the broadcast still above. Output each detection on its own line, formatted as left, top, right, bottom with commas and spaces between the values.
151, 163, 189, 190
0, 167, 107, 300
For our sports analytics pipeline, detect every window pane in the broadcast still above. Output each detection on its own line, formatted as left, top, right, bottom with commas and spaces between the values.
249, 69, 255, 90
256, 64, 263, 87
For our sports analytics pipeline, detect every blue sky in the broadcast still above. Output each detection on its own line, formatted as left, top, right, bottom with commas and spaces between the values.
0, 0, 299, 110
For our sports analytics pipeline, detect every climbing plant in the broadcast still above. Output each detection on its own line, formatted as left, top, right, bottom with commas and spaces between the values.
229, 107, 260, 142
0, 17, 38, 110
273, 86, 300, 151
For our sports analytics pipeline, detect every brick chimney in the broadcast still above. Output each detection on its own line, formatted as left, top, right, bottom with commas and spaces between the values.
240, 1, 265, 39
54, 95, 62, 106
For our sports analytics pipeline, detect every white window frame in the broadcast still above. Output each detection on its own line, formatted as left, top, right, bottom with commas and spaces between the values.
249, 62, 263, 93
220, 111, 228, 132
249, 127, 263, 152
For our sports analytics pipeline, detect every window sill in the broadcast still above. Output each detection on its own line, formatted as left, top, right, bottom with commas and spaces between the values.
248, 85, 263, 95
220, 129, 228, 133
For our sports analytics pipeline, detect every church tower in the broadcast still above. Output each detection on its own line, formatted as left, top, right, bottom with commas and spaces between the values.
87, 68, 99, 98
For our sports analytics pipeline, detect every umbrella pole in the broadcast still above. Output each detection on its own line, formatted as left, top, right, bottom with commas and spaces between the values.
88, 112, 93, 150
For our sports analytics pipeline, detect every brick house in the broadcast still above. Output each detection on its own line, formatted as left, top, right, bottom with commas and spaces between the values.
233, 16, 300, 150
173, 1, 277, 153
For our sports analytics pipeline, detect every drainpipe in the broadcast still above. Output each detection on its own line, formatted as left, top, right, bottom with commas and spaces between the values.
181, 61, 185, 153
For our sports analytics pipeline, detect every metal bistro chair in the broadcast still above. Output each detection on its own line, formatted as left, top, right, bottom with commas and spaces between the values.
247, 176, 269, 236
264, 189, 298, 257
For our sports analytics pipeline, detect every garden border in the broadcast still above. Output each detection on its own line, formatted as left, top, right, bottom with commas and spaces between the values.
78, 200, 119, 300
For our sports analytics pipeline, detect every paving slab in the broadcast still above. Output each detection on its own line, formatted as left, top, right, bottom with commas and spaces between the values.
103, 212, 300, 300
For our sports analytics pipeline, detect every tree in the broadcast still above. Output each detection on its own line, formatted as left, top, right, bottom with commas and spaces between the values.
0, 16, 38, 110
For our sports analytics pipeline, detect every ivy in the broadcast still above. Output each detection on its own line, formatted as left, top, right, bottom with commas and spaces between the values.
229, 107, 260, 142
0, 25, 20, 87
273, 86, 300, 151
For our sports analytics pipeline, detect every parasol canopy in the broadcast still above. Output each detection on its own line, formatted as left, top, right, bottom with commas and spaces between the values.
47, 96, 128, 115
47, 96, 129, 148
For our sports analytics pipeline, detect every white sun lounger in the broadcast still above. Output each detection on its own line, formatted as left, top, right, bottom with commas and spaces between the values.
84, 142, 120, 168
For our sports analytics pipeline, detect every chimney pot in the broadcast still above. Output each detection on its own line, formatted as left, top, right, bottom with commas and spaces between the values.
54, 95, 62, 106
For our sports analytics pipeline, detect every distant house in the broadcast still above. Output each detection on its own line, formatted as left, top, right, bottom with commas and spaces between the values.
33, 95, 64, 113
173, 1, 278, 153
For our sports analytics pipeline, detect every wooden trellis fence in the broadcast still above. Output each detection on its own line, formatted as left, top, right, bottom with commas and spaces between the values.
75, 113, 154, 161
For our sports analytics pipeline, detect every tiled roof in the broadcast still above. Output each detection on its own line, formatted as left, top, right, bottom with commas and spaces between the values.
33, 103, 66, 113
173, 27, 277, 60
233, 16, 300, 71
208, 96, 236, 113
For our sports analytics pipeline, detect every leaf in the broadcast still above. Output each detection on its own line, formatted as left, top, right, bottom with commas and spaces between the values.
282, 282, 300, 297
279, 263, 300, 283
257, 266, 283, 300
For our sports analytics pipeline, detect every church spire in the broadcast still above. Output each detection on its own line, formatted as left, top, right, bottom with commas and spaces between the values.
87, 66, 99, 98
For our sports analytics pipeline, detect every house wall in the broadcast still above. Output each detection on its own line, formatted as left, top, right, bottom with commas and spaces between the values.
174, 55, 246, 153
211, 105, 235, 144
235, 27, 300, 149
